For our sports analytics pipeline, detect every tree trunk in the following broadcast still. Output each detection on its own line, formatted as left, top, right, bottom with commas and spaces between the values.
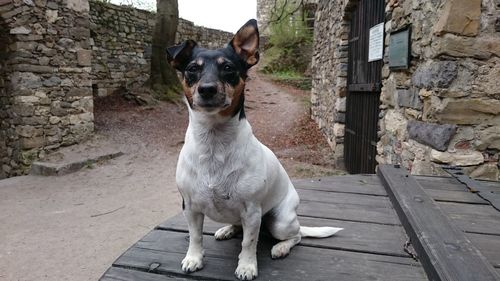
150, 0, 181, 100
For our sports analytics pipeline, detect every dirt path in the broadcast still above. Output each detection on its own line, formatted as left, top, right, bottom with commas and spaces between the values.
0, 71, 341, 281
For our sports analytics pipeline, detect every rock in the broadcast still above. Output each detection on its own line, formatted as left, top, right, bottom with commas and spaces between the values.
43, 76, 61, 87
49, 116, 61, 124
34, 0, 46, 7
57, 38, 74, 49
475, 126, 500, 150
12, 103, 35, 117
397, 88, 422, 109
433, 0, 481, 36
66, 0, 89, 12
435, 98, 500, 125
45, 9, 58, 23
448, 126, 474, 150
15, 126, 36, 137
430, 149, 484, 166
412, 61, 457, 89
333, 123, 345, 137
407, 120, 456, 151
20, 137, 45, 149
13, 64, 53, 73
10, 26, 31, 34
384, 109, 407, 139
77, 49, 91, 66
411, 160, 448, 176
466, 163, 499, 181
433, 34, 500, 60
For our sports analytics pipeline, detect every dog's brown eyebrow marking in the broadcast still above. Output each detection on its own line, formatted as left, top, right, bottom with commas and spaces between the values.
216, 57, 225, 64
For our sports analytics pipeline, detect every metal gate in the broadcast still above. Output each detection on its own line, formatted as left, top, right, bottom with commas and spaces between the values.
344, 0, 385, 174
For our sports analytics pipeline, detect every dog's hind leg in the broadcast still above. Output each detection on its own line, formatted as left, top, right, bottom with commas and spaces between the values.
267, 186, 302, 259
215, 225, 242, 240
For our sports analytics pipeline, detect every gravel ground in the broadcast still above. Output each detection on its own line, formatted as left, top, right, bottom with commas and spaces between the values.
0, 71, 342, 281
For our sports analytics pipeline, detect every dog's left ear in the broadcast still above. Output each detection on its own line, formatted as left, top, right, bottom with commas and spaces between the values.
230, 19, 260, 67
167, 40, 198, 71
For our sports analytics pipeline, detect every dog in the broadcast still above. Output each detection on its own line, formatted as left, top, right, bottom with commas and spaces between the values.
168, 19, 342, 281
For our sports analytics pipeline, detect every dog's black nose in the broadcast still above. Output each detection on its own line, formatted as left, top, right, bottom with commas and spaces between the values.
198, 82, 218, 99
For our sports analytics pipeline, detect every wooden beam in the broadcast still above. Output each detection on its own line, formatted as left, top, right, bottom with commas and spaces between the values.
377, 164, 500, 281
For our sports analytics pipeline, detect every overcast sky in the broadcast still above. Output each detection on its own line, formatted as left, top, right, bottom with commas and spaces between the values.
110, 0, 257, 33
179, 0, 257, 33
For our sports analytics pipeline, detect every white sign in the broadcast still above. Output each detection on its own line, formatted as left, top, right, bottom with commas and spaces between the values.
368, 22, 384, 62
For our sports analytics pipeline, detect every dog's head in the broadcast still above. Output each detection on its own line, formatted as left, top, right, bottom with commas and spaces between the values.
167, 19, 259, 118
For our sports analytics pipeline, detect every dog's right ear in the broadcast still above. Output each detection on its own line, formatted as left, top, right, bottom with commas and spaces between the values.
167, 40, 197, 71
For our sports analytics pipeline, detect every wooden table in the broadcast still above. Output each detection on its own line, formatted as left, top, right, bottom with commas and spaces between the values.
100, 165, 500, 281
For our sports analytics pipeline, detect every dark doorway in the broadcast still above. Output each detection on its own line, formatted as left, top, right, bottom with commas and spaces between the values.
344, 0, 385, 174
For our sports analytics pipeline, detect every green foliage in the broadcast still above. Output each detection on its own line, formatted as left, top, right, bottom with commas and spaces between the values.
268, 0, 312, 47
261, 0, 313, 79
268, 70, 312, 91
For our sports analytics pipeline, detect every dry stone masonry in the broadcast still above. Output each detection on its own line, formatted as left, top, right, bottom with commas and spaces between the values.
0, 0, 233, 178
311, 0, 499, 180
89, 1, 233, 97
0, 0, 94, 178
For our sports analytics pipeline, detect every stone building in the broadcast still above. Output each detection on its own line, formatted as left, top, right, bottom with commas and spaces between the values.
310, 0, 499, 179
0, 0, 232, 178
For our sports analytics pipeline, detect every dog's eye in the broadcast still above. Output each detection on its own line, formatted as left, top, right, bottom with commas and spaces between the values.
186, 65, 200, 73
223, 64, 234, 72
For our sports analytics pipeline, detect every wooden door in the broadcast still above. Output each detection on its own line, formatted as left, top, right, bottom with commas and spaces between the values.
344, 0, 385, 174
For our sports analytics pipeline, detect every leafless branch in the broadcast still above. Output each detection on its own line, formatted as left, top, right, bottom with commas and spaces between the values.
269, 0, 304, 24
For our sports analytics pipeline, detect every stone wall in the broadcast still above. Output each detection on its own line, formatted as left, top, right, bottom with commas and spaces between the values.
378, 0, 499, 179
310, 0, 350, 167
89, 1, 233, 97
311, 0, 500, 180
0, 0, 94, 178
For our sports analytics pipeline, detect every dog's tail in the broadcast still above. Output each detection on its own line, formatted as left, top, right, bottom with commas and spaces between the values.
299, 226, 343, 238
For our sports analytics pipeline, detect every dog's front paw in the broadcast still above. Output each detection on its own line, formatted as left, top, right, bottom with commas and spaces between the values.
181, 254, 204, 273
235, 261, 258, 280
215, 225, 240, 240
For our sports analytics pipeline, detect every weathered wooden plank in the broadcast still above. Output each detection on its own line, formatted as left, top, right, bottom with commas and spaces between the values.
423, 188, 488, 204
415, 177, 465, 192
114, 230, 427, 281
439, 202, 500, 235
465, 232, 500, 268
298, 199, 400, 225
157, 214, 409, 257
477, 180, 500, 189
378, 164, 500, 281
297, 188, 392, 207
293, 176, 387, 196
100, 267, 192, 281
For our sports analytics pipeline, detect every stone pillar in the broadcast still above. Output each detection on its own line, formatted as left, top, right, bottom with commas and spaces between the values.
0, 0, 93, 178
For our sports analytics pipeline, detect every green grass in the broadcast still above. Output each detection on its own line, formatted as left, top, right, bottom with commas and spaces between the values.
268, 70, 312, 91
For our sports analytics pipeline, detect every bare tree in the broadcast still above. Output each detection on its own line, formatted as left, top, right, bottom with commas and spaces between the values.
150, 0, 181, 99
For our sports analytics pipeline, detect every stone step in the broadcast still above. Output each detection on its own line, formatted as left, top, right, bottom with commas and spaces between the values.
30, 142, 123, 176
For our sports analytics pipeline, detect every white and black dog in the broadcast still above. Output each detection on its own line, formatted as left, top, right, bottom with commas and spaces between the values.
168, 19, 342, 281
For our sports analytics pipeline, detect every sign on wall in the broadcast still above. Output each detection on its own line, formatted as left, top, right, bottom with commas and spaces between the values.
389, 27, 411, 69
368, 22, 384, 62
